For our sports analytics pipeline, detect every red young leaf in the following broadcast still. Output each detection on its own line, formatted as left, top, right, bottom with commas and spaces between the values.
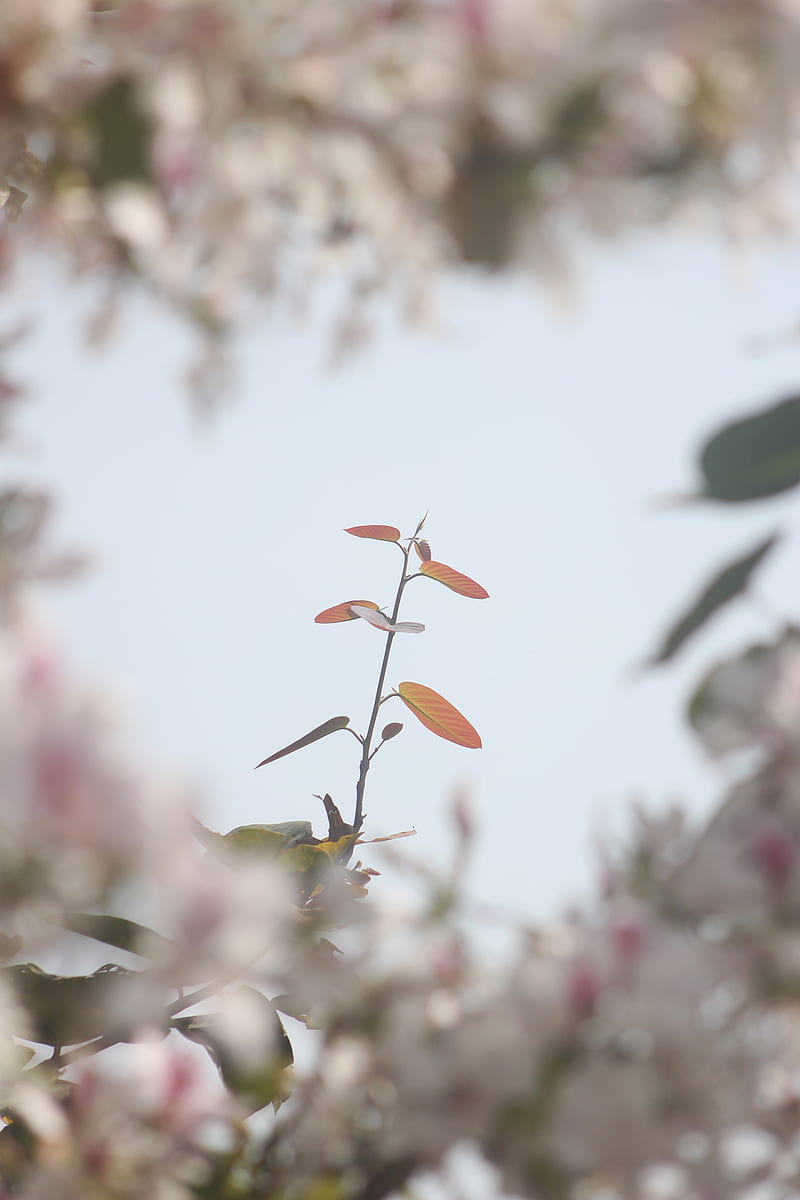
256, 715, 350, 767
381, 722, 404, 741
315, 600, 380, 624
397, 682, 482, 749
344, 525, 401, 542
419, 560, 489, 599
413, 539, 432, 562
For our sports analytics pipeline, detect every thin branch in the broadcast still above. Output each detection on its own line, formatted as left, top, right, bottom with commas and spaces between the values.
368, 740, 385, 763
352, 516, 426, 831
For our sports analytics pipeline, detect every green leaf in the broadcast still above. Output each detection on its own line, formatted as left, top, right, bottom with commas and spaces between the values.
197, 816, 359, 904
222, 822, 315, 853
255, 716, 350, 768
173, 986, 293, 1113
646, 533, 781, 666
699, 395, 800, 501
2, 963, 167, 1047
79, 77, 153, 189
62, 914, 177, 961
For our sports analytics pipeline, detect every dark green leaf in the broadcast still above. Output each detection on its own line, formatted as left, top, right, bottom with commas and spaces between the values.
2, 963, 167, 1047
700, 395, 800, 501
173, 986, 293, 1113
256, 715, 350, 767
647, 533, 780, 666
80, 77, 153, 189
62, 914, 176, 961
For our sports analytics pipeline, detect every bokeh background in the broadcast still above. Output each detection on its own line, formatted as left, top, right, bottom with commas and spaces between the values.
9, 230, 800, 921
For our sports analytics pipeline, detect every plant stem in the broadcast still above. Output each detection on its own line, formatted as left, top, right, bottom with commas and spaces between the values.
352, 523, 423, 832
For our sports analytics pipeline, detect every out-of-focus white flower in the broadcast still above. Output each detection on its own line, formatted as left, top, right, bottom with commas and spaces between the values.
688, 632, 800, 759
105, 185, 169, 251
0, 618, 199, 940
124, 1034, 229, 1138
158, 849, 293, 979
33, 1034, 234, 1199
1, 0, 799, 381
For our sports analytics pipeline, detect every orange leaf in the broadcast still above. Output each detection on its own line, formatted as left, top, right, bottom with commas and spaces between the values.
315, 600, 380, 624
397, 682, 482, 749
344, 525, 401, 542
413, 539, 432, 562
419, 560, 489, 599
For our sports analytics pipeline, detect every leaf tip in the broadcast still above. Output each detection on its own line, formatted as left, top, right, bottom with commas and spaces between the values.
647, 491, 701, 512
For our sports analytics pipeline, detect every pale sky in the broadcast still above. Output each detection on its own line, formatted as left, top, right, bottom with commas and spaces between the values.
10, 229, 800, 923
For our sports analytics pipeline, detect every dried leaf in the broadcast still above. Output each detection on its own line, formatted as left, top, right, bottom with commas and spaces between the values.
319, 792, 352, 841
315, 599, 379, 624
419, 560, 489, 599
359, 829, 416, 844
344, 525, 401, 541
255, 716, 350, 767
397, 682, 482, 748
